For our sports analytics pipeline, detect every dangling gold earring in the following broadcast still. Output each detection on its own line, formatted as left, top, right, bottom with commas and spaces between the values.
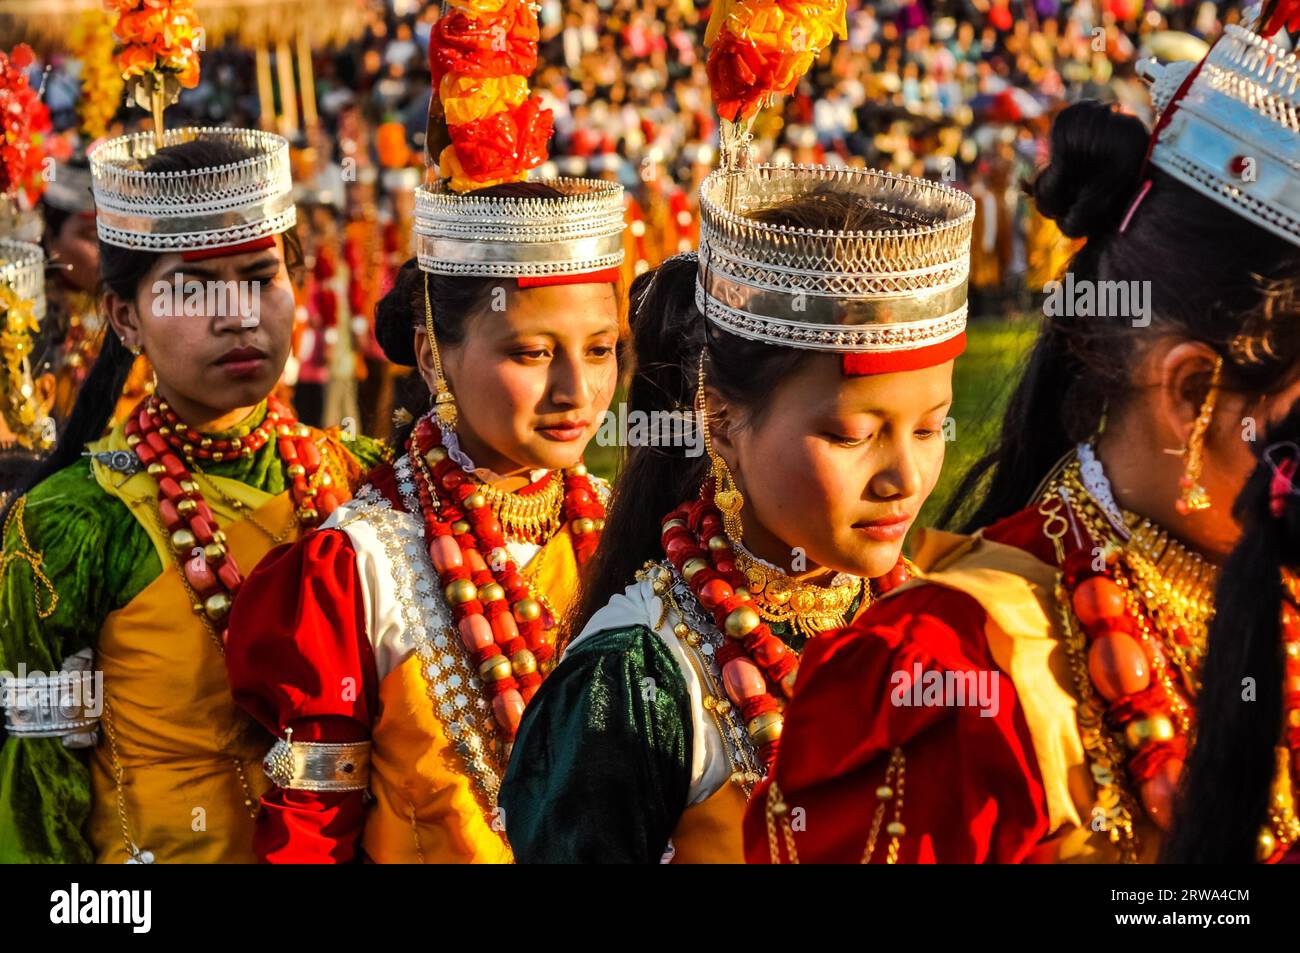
424, 273, 457, 431
696, 352, 744, 540
1176, 356, 1223, 516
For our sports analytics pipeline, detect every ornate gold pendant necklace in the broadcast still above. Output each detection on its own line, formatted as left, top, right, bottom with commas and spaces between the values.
474, 470, 565, 542
733, 545, 865, 641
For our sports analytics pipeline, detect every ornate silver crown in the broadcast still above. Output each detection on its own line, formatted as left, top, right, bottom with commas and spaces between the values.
88, 127, 297, 252
0, 239, 46, 322
696, 165, 974, 353
43, 160, 95, 215
414, 177, 625, 278
1139, 23, 1300, 248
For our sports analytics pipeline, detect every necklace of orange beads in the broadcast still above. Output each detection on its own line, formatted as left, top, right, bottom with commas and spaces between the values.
125, 394, 340, 636
407, 414, 605, 738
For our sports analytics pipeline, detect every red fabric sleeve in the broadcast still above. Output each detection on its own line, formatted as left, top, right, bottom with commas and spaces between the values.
226, 528, 380, 864
743, 585, 1051, 863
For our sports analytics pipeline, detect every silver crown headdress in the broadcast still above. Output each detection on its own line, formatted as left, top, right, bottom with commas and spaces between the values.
1138, 19, 1300, 248
414, 177, 626, 278
87, 127, 297, 252
0, 239, 46, 322
696, 164, 974, 355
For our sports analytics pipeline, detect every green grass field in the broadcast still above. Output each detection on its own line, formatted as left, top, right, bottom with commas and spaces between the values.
920, 315, 1041, 529
586, 315, 1041, 529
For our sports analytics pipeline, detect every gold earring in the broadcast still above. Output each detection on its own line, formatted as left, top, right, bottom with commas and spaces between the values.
1176, 356, 1223, 516
425, 274, 457, 431
696, 352, 744, 540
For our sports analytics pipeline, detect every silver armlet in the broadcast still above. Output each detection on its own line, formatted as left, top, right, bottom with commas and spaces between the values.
262, 728, 372, 792
1, 669, 101, 739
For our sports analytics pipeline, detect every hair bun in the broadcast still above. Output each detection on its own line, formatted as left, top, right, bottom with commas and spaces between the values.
1029, 101, 1151, 240
375, 258, 422, 367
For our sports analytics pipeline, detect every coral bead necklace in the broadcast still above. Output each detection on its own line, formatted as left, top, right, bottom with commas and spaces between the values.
406, 414, 604, 739
658, 477, 911, 769
1044, 453, 1300, 861
125, 394, 340, 642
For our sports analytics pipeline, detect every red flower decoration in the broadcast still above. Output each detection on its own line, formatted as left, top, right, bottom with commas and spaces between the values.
448, 96, 553, 183
706, 33, 789, 122
0, 45, 53, 205
429, 0, 539, 86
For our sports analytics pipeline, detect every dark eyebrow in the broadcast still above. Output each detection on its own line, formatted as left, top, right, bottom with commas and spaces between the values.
846, 398, 953, 417
177, 256, 280, 281
237, 256, 281, 276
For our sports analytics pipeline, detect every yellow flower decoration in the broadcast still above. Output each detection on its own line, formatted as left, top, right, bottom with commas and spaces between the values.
440, 74, 530, 127
69, 9, 125, 141
709, 0, 847, 55
438, 144, 524, 194
445, 0, 512, 14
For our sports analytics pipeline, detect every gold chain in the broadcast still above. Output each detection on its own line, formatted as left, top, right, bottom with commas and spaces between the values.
0, 496, 58, 618
187, 463, 299, 548
101, 702, 140, 860
765, 747, 907, 864
1124, 519, 1216, 686
765, 781, 797, 863
232, 759, 259, 820
1052, 573, 1141, 862
645, 562, 765, 800
861, 748, 907, 863
733, 546, 865, 642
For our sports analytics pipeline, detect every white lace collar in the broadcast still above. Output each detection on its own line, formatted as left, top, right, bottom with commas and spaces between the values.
1076, 442, 1130, 540
438, 419, 549, 486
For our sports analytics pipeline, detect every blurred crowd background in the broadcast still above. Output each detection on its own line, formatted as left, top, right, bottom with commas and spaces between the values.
27, 0, 1250, 436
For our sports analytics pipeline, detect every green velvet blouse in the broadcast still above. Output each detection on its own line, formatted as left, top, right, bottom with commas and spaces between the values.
0, 408, 386, 863
501, 606, 822, 863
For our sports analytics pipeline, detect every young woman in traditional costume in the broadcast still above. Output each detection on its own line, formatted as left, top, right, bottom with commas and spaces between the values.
0, 3, 388, 865
222, 0, 626, 864
500, 160, 974, 862
747, 5, 1300, 864
0, 120, 389, 862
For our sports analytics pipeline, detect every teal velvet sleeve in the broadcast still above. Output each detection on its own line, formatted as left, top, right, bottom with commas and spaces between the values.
500, 625, 693, 863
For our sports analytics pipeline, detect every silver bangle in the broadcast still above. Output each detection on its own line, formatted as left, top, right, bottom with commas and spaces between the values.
262, 728, 372, 792
1, 671, 101, 739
